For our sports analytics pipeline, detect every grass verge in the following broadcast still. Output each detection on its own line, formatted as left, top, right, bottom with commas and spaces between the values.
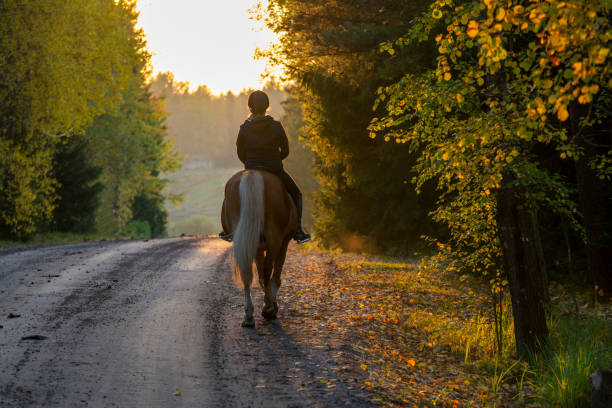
0, 232, 116, 248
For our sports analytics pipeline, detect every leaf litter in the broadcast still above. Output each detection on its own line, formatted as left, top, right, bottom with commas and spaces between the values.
278, 246, 528, 407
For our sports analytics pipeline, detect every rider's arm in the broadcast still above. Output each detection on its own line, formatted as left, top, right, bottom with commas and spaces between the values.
279, 123, 289, 160
236, 129, 246, 163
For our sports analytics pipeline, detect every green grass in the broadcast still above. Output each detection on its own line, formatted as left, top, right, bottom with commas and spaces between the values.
529, 313, 611, 407
0, 231, 116, 248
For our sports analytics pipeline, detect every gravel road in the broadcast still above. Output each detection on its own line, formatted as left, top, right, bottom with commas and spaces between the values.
0, 237, 369, 407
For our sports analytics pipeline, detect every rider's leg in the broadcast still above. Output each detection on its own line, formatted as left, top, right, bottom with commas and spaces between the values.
277, 170, 311, 243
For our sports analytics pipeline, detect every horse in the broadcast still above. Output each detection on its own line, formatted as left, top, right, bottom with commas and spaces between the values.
221, 169, 297, 327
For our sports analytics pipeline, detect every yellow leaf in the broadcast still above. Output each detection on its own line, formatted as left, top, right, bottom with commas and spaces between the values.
467, 20, 479, 38
496, 8, 506, 21
174, 392, 182, 396
407, 359, 416, 366
595, 48, 609, 65
361, 363, 368, 371
442, 152, 450, 161
558, 108, 569, 122
364, 381, 372, 387
456, 93, 464, 103
444, 72, 452, 81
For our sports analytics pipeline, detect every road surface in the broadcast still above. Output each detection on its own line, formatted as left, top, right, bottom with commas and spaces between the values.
0, 237, 368, 407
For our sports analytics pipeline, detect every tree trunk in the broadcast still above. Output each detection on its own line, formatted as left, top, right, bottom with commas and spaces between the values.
574, 143, 612, 302
570, 101, 612, 303
496, 173, 550, 356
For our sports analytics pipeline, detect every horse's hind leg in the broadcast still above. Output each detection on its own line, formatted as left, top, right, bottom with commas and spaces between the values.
242, 286, 254, 327
240, 263, 255, 328
270, 238, 290, 315
261, 251, 277, 320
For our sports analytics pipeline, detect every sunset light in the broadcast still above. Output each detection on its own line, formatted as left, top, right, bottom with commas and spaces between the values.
137, 0, 277, 94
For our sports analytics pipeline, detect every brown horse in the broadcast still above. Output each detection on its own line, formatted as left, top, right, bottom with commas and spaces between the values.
221, 170, 297, 327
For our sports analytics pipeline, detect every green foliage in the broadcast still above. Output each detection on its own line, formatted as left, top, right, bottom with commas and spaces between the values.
0, 0, 160, 238
280, 94, 318, 228
123, 219, 151, 239
257, 0, 443, 254
0, 137, 57, 239
131, 192, 167, 238
370, 0, 610, 276
52, 136, 103, 234
87, 81, 181, 235
529, 314, 611, 407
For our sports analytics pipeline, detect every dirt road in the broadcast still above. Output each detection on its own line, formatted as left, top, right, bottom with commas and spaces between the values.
0, 237, 368, 407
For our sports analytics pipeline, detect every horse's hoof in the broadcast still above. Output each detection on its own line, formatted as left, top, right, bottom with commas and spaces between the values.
261, 307, 277, 320
241, 318, 255, 328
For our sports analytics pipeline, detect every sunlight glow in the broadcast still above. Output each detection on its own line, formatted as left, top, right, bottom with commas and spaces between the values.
136, 0, 277, 95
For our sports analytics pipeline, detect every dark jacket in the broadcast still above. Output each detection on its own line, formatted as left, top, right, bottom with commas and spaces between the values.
236, 115, 289, 173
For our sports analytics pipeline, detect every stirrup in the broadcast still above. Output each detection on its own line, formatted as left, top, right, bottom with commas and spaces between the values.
297, 235, 311, 244
219, 231, 233, 242
294, 230, 311, 244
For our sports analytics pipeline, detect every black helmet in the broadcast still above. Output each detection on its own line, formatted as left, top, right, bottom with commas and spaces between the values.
248, 90, 269, 114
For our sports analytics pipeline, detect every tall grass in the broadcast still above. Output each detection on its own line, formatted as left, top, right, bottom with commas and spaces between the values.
529, 314, 611, 407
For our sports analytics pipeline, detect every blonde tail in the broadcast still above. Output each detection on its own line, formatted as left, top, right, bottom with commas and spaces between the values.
232, 171, 264, 287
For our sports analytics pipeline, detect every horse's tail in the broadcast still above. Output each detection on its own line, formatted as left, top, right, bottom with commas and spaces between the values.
232, 171, 264, 287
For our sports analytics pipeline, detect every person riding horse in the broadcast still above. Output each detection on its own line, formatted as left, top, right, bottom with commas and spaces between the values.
219, 90, 311, 244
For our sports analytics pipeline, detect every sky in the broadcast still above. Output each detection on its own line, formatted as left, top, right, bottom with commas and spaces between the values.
136, 0, 277, 95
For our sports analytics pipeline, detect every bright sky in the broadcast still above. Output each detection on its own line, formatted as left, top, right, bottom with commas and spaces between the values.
136, 0, 277, 95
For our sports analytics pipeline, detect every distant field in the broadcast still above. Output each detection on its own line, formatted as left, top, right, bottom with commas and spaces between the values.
164, 166, 240, 236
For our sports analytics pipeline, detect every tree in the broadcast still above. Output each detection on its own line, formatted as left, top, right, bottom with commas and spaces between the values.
0, 0, 149, 238
52, 136, 103, 233
87, 83, 181, 235
371, 0, 611, 354
280, 94, 318, 228
256, 0, 443, 253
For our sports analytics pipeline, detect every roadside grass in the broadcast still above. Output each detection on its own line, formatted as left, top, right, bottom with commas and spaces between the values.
281, 248, 611, 407
528, 313, 611, 407
0, 231, 114, 248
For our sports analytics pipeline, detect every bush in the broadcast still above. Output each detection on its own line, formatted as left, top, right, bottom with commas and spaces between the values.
123, 220, 151, 239
131, 192, 168, 238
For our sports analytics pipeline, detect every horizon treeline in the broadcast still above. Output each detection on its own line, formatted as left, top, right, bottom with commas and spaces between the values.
0, 0, 180, 240
257, 0, 611, 354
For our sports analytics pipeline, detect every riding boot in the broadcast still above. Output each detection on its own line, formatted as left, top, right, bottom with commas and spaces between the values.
293, 195, 311, 244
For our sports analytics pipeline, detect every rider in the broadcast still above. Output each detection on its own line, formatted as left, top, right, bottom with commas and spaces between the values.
220, 90, 311, 244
